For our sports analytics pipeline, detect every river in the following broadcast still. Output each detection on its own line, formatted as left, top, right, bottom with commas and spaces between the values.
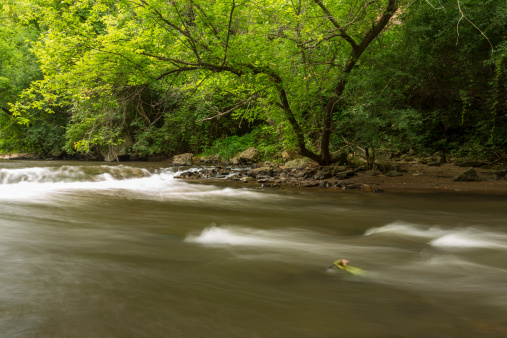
1, 161, 506, 337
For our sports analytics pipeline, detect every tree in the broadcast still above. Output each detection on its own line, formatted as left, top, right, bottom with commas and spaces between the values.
15, 0, 400, 164
0, 0, 67, 155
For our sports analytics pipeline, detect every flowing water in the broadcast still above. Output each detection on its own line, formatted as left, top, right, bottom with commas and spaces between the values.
1, 161, 506, 337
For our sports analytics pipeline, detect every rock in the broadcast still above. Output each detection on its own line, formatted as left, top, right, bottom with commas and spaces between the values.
297, 168, 317, 179
385, 170, 403, 177
455, 158, 486, 167
262, 161, 277, 168
489, 169, 507, 181
301, 181, 319, 187
281, 151, 297, 161
284, 158, 310, 170
240, 177, 254, 183
419, 157, 431, 165
227, 174, 242, 182
334, 181, 362, 189
314, 165, 349, 180
248, 166, 274, 178
427, 154, 446, 166
257, 177, 274, 184
172, 153, 193, 166
374, 188, 384, 193
314, 167, 334, 180
202, 154, 221, 163
0, 153, 39, 160
237, 147, 260, 164
452, 168, 481, 182
364, 170, 380, 176
319, 181, 331, 188
102, 136, 134, 162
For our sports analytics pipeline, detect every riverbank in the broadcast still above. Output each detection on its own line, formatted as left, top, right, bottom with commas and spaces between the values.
2, 153, 506, 194
176, 161, 507, 194
344, 162, 507, 194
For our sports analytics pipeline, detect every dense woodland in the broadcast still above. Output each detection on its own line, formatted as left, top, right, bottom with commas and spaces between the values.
0, 0, 506, 165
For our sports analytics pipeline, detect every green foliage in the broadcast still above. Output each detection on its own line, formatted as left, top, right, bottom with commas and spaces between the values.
0, 0, 505, 162
201, 125, 283, 161
0, 0, 68, 155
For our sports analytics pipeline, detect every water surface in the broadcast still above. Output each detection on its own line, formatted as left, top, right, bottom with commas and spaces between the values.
1, 161, 506, 337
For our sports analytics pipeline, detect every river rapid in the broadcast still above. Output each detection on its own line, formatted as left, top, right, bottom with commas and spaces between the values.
1, 161, 506, 337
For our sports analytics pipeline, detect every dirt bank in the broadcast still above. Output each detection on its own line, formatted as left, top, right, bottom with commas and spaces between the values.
348, 163, 507, 194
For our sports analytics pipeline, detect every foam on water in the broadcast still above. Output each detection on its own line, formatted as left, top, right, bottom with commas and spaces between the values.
185, 222, 507, 309
0, 165, 275, 205
364, 221, 447, 238
184, 225, 392, 263
185, 226, 279, 246
430, 232, 507, 249
366, 221, 507, 250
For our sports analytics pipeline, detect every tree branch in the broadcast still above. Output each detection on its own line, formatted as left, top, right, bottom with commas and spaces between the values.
313, 0, 358, 49
1, 107, 13, 116
222, 0, 237, 66
198, 88, 265, 122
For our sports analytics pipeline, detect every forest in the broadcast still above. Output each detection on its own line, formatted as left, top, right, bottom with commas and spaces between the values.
1, 0, 506, 165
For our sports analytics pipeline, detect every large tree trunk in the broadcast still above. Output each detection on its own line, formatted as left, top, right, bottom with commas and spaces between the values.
315, 0, 398, 165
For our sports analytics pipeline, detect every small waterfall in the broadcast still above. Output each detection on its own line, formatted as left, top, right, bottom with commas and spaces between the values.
0, 165, 152, 185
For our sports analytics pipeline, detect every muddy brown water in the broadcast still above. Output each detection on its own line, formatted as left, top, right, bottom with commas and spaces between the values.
1, 161, 507, 337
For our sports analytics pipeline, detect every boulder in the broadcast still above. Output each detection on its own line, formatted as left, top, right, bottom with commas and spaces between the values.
284, 158, 310, 170
314, 166, 348, 180
452, 168, 480, 182
202, 154, 221, 163
314, 167, 334, 180
237, 147, 260, 164
489, 169, 507, 181
281, 151, 297, 161
102, 136, 134, 162
427, 155, 446, 166
248, 166, 273, 178
172, 153, 193, 166
385, 170, 403, 177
